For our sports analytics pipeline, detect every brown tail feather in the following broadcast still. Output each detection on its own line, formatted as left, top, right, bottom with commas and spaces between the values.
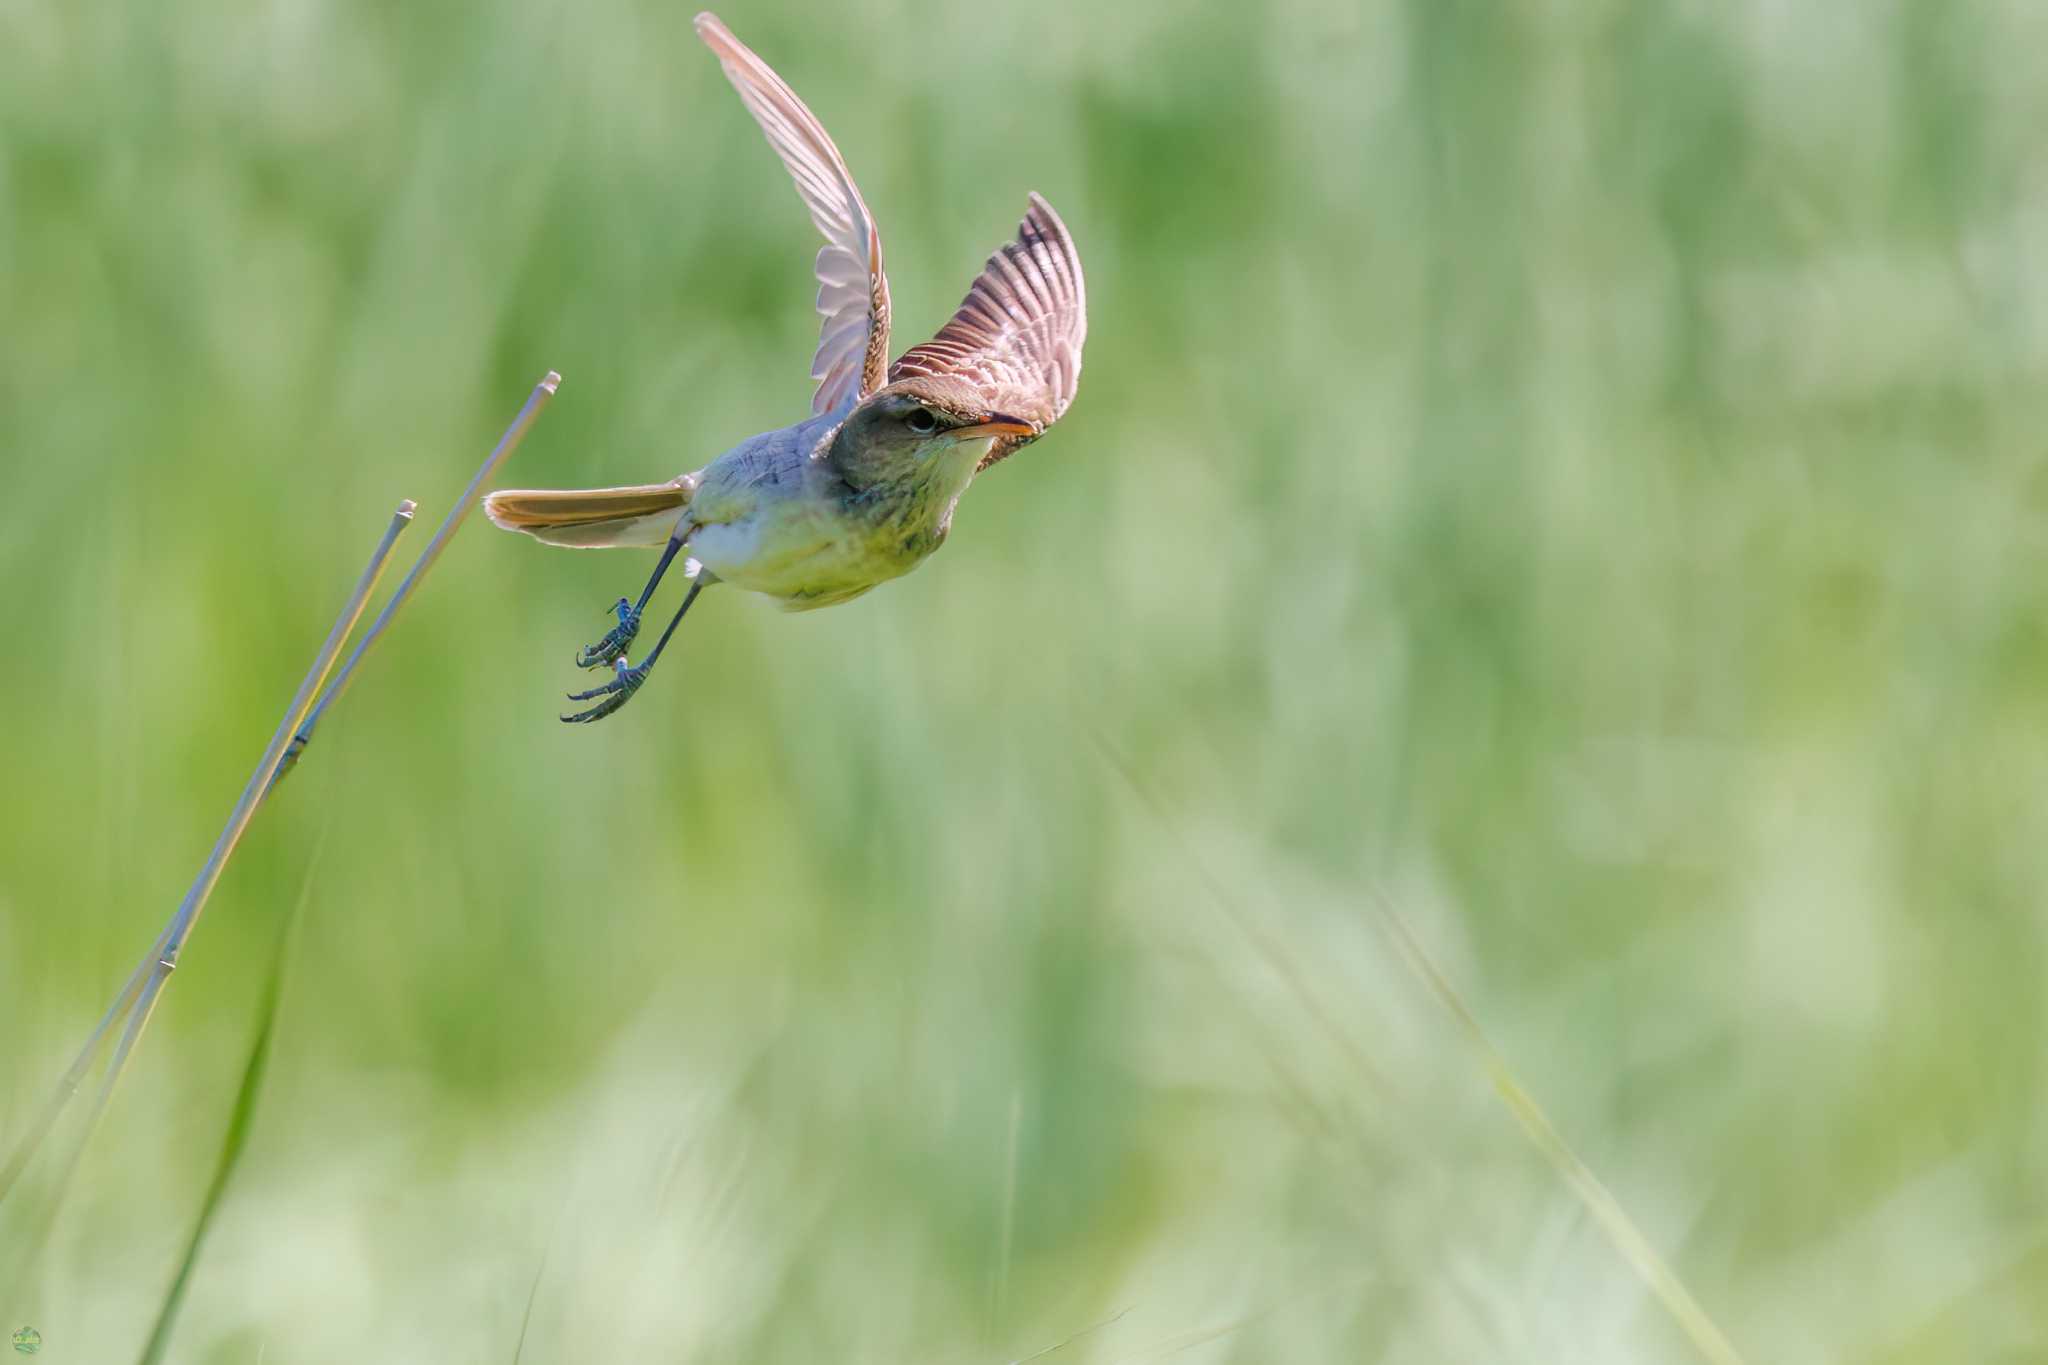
483, 481, 692, 549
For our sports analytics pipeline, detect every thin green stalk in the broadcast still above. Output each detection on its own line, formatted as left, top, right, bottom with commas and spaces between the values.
134, 848, 311, 1365
509, 1243, 551, 1365
1005, 1307, 1130, 1364
1087, 728, 1750, 1365
1371, 899, 1749, 1365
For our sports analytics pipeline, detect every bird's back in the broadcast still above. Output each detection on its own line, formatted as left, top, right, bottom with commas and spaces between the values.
687, 407, 846, 521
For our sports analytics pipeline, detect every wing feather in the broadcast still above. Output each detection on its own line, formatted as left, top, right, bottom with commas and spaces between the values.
695, 13, 891, 415
890, 193, 1087, 471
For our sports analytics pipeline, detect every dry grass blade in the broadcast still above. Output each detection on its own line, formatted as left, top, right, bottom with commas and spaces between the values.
0, 504, 412, 1209
0, 369, 561, 1221
271, 369, 562, 788
85, 500, 415, 1121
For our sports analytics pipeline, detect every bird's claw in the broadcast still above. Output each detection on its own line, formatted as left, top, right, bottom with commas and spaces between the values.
574, 598, 640, 670
560, 657, 649, 724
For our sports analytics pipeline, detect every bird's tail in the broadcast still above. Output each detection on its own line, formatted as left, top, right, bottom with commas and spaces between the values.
482, 480, 692, 549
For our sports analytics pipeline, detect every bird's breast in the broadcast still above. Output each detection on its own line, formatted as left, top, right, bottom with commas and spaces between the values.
687, 488, 936, 610
689, 439, 989, 609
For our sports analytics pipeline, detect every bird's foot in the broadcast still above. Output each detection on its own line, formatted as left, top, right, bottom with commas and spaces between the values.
561, 656, 650, 724
575, 598, 640, 670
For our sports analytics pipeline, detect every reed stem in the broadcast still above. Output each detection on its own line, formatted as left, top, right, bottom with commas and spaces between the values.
0, 369, 562, 1208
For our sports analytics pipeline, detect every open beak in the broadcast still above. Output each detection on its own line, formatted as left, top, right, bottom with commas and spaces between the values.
951, 414, 1036, 441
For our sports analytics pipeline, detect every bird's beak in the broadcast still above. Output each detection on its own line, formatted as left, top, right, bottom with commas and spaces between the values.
951, 414, 1036, 441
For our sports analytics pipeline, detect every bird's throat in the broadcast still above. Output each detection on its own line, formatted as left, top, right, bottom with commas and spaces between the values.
842, 437, 991, 545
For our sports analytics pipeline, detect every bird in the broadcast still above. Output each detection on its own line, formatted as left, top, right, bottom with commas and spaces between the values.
484, 12, 1087, 723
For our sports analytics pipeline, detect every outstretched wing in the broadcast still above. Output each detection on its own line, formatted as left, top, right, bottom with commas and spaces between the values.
695, 13, 892, 415
890, 193, 1087, 471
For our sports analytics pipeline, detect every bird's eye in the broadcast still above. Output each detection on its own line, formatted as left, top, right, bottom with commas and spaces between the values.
905, 408, 940, 435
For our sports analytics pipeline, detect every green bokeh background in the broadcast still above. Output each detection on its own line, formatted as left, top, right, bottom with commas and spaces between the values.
5, 1, 2048, 1360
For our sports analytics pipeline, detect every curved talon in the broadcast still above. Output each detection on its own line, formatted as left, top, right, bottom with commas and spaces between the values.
560, 658, 648, 724
559, 566, 709, 727
575, 598, 642, 670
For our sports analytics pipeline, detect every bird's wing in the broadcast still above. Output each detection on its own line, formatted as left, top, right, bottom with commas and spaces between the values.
695, 13, 892, 416
889, 194, 1087, 471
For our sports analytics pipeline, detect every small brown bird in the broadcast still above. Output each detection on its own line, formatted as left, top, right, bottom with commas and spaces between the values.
485, 12, 1087, 722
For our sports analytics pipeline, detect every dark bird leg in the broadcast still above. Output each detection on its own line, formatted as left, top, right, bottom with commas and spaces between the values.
561, 572, 715, 724
576, 530, 689, 669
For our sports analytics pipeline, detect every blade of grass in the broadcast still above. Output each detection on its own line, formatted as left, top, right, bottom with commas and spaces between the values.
1372, 897, 1749, 1365
133, 836, 316, 1365
1086, 727, 1750, 1365
1006, 1306, 1130, 1364
509, 1241, 552, 1365
508, 1186, 577, 1365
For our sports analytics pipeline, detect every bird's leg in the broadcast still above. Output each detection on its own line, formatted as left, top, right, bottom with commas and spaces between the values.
576, 530, 689, 669
561, 572, 715, 724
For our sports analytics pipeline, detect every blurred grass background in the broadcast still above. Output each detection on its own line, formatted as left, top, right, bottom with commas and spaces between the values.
5, 0, 2048, 1359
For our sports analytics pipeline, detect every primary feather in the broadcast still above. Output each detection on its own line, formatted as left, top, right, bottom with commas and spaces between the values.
890, 193, 1087, 470
694, 12, 892, 416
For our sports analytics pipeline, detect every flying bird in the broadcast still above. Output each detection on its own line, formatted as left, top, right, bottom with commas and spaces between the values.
485, 12, 1087, 722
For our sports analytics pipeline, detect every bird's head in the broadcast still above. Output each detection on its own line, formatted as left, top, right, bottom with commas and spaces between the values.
828, 377, 1036, 490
